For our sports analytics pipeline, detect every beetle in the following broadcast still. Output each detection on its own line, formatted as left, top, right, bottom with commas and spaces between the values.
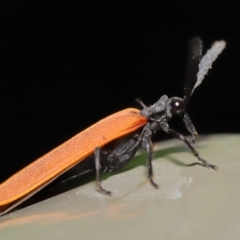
0, 37, 226, 216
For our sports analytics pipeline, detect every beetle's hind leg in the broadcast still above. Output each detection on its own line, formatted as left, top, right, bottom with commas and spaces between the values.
94, 147, 112, 196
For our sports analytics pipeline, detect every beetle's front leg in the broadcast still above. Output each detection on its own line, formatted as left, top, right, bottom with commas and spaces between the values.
160, 121, 218, 170
169, 129, 218, 170
183, 112, 198, 143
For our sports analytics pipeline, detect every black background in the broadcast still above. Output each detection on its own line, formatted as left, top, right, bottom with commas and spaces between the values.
0, 2, 239, 182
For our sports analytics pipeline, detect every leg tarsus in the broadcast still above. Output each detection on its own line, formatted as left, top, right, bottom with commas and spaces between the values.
149, 177, 159, 189
201, 158, 218, 170
96, 184, 112, 196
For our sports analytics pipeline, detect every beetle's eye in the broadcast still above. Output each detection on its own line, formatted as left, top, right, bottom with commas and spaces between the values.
171, 99, 185, 114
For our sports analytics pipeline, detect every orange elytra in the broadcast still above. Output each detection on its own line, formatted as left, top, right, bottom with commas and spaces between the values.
0, 108, 147, 215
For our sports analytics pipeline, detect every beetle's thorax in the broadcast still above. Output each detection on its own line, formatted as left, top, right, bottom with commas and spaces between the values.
140, 95, 168, 120
140, 95, 185, 122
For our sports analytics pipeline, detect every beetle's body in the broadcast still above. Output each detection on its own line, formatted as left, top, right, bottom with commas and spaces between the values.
0, 37, 226, 216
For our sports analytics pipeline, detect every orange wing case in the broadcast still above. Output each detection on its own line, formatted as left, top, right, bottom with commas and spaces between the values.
0, 108, 147, 210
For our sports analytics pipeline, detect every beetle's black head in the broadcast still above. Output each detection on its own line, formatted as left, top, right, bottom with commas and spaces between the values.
163, 96, 186, 120
140, 95, 186, 121
169, 97, 186, 115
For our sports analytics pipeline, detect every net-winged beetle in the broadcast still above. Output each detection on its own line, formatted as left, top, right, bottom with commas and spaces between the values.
0, 37, 226, 215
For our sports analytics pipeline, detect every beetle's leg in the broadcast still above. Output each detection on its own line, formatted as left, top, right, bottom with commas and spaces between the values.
143, 138, 159, 189
94, 147, 112, 196
168, 129, 218, 170
160, 121, 218, 170
135, 98, 147, 108
127, 131, 144, 152
183, 112, 198, 143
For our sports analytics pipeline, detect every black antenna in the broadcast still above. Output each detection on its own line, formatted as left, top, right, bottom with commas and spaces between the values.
183, 37, 203, 104
182, 37, 226, 142
184, 37, 226, 104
